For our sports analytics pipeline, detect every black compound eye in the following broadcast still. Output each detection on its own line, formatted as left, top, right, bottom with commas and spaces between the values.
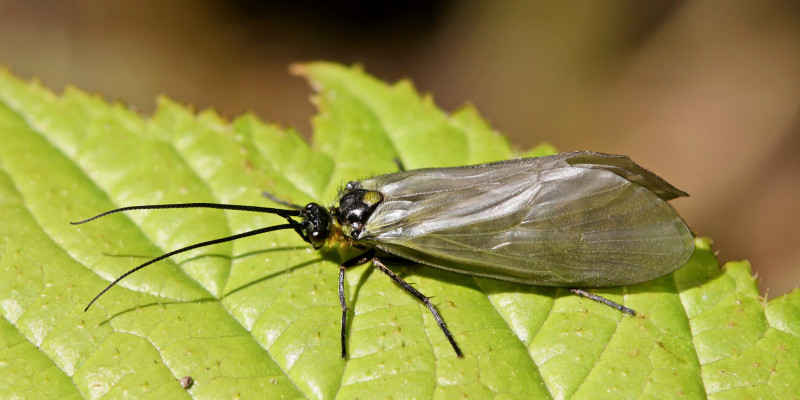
302, 203, 331, 247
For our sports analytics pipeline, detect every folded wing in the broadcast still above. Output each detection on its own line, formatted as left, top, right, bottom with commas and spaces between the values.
358, 152, 694, 287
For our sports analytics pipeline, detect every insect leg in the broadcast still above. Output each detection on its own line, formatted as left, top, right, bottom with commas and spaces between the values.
261, 191, 304, 210
286, 219, 311, 244
371, 258, 464, 358
392, 157, 406, 172
339, 249, 376, 358
569, 288, 636, 316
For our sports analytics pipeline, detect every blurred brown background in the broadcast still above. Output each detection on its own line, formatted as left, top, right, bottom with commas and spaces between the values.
1, 1, 798, 295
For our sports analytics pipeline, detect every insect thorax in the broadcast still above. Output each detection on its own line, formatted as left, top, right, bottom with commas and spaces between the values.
332, 182, 384, 240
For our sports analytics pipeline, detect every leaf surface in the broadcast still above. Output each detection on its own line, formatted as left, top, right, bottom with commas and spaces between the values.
0, 63, 797, 399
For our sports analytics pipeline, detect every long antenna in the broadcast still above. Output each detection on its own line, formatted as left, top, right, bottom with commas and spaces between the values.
71, 203, 302, 225
84, 223, 296, 311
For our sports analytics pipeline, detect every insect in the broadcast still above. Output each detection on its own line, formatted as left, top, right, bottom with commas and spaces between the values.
74, 151, 694, 358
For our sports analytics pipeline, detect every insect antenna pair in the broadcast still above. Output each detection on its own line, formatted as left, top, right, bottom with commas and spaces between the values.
73, 200, 468, 357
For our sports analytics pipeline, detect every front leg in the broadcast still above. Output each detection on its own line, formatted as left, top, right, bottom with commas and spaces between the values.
338, 249, 375, 358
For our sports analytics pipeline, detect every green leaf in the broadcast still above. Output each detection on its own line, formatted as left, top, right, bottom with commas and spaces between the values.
0, 63, 797, 399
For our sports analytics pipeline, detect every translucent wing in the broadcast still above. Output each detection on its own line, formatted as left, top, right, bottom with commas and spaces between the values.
357, 152, 694, 287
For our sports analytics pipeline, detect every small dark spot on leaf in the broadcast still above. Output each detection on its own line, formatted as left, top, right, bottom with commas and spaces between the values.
180, 376, 193, 389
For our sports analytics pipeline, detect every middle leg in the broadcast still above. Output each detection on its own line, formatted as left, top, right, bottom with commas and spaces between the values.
371, 257, 464, 358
